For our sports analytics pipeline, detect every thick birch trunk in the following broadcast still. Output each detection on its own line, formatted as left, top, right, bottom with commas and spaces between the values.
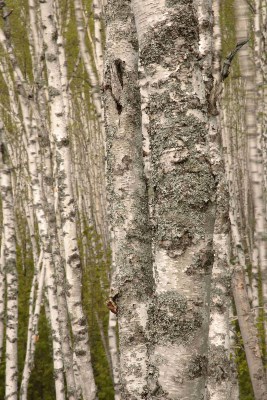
104, 0, 153, 397
39, 1, 97, 398
0, 129, 18, 400
130, 1, 215, 397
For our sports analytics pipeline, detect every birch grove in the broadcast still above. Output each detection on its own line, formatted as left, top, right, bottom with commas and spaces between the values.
0, 1, 266, 400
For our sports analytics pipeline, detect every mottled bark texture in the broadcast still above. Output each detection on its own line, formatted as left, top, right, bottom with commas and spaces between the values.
0, 130, 18, 400
104, 0, 224, 398
131, 0, 216, 398
104, 0, 153, 398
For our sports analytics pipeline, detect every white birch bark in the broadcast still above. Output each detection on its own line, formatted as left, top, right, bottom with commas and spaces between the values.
20, 250, 44, 400
0, 229, 4, 363
206, 1, 237, 398
93, 0, 104, 84
2, 4, 78, 397
0, 31, 66, 398
40, 109, 77, 400
44, 256, 66, 400
0, 127, 18, 400
104, 0, 153, 397
235, 0, 267, 336
130, 1, 215, 397
26, 120, 66, 400
74, 0, 102, 120
220, 82, 244, 400
27, 10, 77, 394
262, 0, 267, 192
54, 0, 71, 120
39, 1, 97, 398
108, 312, 120, 400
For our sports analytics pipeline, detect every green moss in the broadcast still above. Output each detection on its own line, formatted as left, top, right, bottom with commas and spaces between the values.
233, 322, 254, 400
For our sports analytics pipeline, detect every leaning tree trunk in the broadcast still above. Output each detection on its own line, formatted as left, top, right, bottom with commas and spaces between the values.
0, 125, 18, 400
130, 0, 216, 398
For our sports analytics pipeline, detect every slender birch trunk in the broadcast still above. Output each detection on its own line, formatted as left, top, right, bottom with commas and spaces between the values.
41, 113, 77, 400
232, 265, 267, 399
0, 231, 4, 363
108, 312, 120, 400
74, 0, 102, 119
220, 79, 246, 400
39, 1, 97, 398
235, 0, 267, 340
27, 118, 66, 400
20, 250, 43, 400
104, 0, 154, 397
93, 0, 104, 84
206, 1, 237, 398
0, 127, 18, 400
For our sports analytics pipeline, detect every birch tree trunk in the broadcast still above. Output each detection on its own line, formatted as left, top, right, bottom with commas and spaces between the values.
20, 250, 43, 400
108, 312, 120, 400
39, 1, 97, 398
0, 126, 18, 400
235, 0, 267, 339
206, 1, 237, 398
232, 265, 267, 399
74, 0, 102, 119
130, 1, 216, 397
104, 0, 153, 397
0, 230, 4, 363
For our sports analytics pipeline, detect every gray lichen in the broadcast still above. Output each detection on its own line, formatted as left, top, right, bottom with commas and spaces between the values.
148, 291, 203, 345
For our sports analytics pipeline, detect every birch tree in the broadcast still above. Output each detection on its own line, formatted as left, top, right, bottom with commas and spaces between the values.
1, 0, 266, 398
104, 0, 228, 398
0, 124, 18, 400
104, 0, 153, 397
39, 1, 97, 398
